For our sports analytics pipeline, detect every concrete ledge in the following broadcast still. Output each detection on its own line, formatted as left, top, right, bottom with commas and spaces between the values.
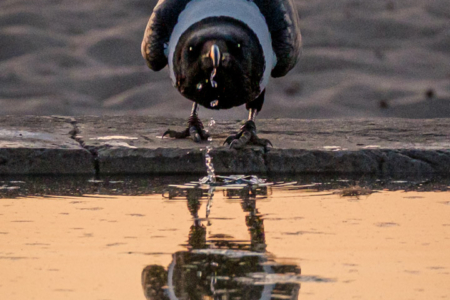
0, 116, 449, 175
0, 148, 94, 175
0, 116, 94, 175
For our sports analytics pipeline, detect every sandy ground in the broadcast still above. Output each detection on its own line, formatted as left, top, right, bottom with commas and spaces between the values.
1, 190, 449, 300
0, 0, 449, 119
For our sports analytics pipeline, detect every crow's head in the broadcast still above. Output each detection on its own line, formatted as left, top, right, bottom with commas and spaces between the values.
173, 17, 264, 109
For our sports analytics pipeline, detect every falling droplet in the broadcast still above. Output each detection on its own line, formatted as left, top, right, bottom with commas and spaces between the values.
206, 185, 215, 221
205, 146, 216, 183
210, 68, 218, 88
210, 100, 219, 107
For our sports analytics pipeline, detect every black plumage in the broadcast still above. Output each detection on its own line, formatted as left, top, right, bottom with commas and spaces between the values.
141, 0, 301, 147
173, 17, 264, 110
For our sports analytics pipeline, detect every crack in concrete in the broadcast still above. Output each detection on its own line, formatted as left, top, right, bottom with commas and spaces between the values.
377, 150, 449, 176
262, 151, 270, 174
59, 117, 449, 176
402, 151, 436, 167
68, 119, 100, 176
403, 150, 450, 173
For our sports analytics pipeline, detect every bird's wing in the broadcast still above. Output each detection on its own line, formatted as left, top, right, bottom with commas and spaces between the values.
254, 0, 302, 78
142, 0, 301, 75
141, 0, 191, 71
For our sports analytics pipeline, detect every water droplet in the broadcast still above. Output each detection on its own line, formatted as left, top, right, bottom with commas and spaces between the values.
206, 186, 215, 220
208, 118, 216, 127
208, 137, 213, 142
210, 100, 219, 107
205, 146, 216, 183
210, 68, 218, 88
196, 83, 203, 90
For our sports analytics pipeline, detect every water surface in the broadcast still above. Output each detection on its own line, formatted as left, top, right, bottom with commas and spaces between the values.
1, 177, 449, 300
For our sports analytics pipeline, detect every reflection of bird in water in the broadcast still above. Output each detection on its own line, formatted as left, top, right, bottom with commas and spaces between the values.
142, 186, 300, 300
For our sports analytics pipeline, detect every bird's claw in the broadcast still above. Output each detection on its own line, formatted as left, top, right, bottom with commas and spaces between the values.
162, 118, 209, 143
162, 129, 189, 139
223, 135, 238, 146
254, 138, 272, 148
223, 120, 273, 150
189, 126, 206, 142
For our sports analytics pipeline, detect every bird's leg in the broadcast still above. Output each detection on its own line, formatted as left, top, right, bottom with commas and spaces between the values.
162, 103, 210, 142
223, 91, 272, 149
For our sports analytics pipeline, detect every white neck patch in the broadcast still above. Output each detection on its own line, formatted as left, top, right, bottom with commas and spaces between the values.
167, 0, 276, 93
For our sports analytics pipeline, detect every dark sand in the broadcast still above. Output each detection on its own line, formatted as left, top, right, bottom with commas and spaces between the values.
1, 0, 449, 119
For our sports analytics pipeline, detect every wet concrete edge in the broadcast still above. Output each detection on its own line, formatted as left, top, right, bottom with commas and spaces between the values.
0, 116, 449, 176
0, 116, 94, 175
91, 147, 450, 176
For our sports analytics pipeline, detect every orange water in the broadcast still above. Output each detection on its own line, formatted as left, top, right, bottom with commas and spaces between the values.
1, 189, 449, 300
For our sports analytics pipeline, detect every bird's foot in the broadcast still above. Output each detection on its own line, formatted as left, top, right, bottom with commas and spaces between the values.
223, 120, 272, 149
163, 115, 210, 143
